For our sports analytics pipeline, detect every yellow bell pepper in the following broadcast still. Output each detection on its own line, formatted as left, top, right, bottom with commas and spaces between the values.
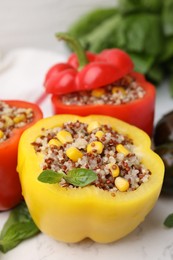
17, 115, 164, 243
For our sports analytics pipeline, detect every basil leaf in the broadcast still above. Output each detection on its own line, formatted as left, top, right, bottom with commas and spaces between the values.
38, 170, 65, 184
121, 14, 163, 56
65, 168, 97, 187
1, 201, 33, 238
146, 64, 164, 84
164, 213, 173, 228
0, 222, 39, 253
129, 53, 155, 74
162, 0, 173, 36
80, 14, 123, 53
159, 37, 173, 62
118, 0, 162, 14
68, 8, 117, 39
0, 202, 40, 253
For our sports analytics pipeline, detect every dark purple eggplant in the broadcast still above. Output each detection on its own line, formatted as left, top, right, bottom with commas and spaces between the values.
154, 143, 173, 196
154, 110, 173, 146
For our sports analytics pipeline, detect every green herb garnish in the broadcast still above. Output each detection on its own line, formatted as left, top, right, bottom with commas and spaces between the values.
38, 168, 97, 187
38, 169, 65, 184
164, 213, 173, 228
0, 202, 40, 253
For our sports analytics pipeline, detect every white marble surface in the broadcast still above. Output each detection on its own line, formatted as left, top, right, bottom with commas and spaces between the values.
0, 48, 173, 260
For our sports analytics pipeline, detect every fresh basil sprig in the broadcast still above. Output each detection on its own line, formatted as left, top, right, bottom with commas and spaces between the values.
0, 202, 40, 253
164, 213, 173, 228
38, 168, 97, 187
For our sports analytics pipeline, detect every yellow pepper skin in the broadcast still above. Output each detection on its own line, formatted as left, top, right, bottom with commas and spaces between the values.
17, 115, 164, 243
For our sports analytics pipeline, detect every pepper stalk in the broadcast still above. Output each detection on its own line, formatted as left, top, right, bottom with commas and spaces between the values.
56, 32, 88, 70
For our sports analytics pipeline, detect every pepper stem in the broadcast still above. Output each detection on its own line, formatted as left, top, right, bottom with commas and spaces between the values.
55, 32, 88, 69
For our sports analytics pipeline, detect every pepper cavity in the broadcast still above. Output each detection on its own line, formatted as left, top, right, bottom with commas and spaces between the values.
0, 101, 34, 143
32, 120, 151, 192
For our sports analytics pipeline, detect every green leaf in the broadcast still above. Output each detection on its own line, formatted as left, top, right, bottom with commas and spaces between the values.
65, 168, 97, 187
1, 202, 32, 238
162, 0, 173, 36
68, 8, 118, 39
0, 202, 40, 253
80, 14, 123, 53
146, 64, 164, 84
76, 11, 164, 57
129, 53, 155, 74
164, 213, 173, 228
38, 170, 65, 184
0, 222, 39, 253
159, 37, 173, 62
119, 14, 163, 56
118, 0, 162, 14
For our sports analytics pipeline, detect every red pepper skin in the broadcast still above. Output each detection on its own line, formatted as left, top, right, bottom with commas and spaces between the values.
51, 72, 156, 136
0, 100, 43, 211
67, 51, 96, 68
96, 49, 133, 72
45, 65, 77, 95
45, 49, 134, 95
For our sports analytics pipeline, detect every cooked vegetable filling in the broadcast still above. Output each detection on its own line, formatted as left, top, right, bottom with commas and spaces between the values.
61, 75, 145, 106
0, 101, 34, 143
32, 120, 151, 193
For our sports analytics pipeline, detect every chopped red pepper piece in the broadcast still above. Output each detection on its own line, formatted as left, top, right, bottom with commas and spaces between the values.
0, 100, 43, 211
44, 33, 134, 95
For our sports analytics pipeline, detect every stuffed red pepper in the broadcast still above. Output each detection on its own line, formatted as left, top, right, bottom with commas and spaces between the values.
0, 100, 43, 211
44, 33, 156, 136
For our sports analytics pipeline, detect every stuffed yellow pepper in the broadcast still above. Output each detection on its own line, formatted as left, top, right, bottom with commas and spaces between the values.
17, 115, 164, 243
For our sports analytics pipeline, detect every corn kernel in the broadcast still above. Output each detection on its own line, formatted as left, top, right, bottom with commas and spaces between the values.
95, 130, 104, 140
0, 130, 4, 139
115, 177, 129, 192
26, 108, 32, 114
91, 88, 105, 97
87, 121, 100, 133
66, 147, 83, 162
112, 86, 126, 95
87, 141, 104, 154
48, 139, 62, 147
56, 130, 73, 144
13, 114, 26, 124
108, 163, 120, 177
25, 108, 33, 117
2, 115, 13, 127
116, 144, 130, 156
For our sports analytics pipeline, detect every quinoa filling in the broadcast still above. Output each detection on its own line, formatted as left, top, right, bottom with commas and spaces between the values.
0, 101, 34, 143
60, 75, 146, 106
32, 120, 151, 193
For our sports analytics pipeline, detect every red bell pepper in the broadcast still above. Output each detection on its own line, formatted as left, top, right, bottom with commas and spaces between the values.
44, 33, 134, 95
43, 33, 156, 136
0, 100, 43, 211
